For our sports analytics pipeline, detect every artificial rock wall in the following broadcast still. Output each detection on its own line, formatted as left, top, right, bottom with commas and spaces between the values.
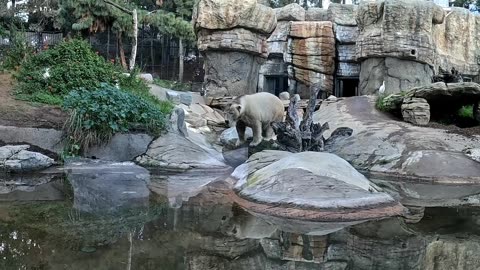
193, 0, 276, 97
196, 0, 480, 98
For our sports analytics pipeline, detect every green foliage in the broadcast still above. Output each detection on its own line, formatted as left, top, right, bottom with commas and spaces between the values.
1, 26, 34, 71
142, 9, 195, 43
154, 78, 192, 92
15, 91, 64, 105
15, 38, 118, 96
458, 105, 474, 119
63, 83, 171, 151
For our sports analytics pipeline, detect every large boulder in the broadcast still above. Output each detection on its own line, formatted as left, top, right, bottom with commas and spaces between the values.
231, 150, 405, 235
0, 145, 54, 172
193, 0, 276, 34
65, 159, 151, 214
401, 97, 431, 126
285, 54, 335, 75
355, 0, 445, 94
288, 66, 334, 93
314, 96, 480, 207
274, 3, 305, 22
287, 37, 335, 56
84, 133, 153, 162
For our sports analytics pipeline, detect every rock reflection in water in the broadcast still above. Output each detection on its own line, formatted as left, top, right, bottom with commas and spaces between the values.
2, 169, 480, 269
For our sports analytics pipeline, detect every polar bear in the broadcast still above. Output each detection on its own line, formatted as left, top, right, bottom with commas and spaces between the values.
225, 92, 285, 147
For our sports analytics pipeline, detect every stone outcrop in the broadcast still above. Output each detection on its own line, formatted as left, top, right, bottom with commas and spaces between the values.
274, 3, 305, 22
329, 4, 359, 79
314, 96, 480, 207
193, 0, 276, 34
231, 150, 405, 235
305, 8, 328, 21
433, 8, 480, 78
0, 145, 54, 172
194, 0, 277, 97
286, 22, 336, 98
356, 0, 445, 94
197, 28, 268, 56
401, 97, 431, 126
379, 82, 480, 118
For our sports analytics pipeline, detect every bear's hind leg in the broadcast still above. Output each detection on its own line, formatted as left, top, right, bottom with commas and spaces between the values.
235, 120, 247, 147
264, 124, 275, 141
250, 121, 263, 147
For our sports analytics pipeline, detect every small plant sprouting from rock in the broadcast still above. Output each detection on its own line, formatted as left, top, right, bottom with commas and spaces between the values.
458, 105, 474, 120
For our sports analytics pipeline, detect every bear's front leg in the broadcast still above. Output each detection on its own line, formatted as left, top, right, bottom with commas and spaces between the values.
235, 120, 247, 147
250, 121, 263, 147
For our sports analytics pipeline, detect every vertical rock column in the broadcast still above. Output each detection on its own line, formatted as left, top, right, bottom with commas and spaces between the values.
356, 0, 445, 95
193, 0, 277, 97
328, 4, 359, 82
286, 21, 336, 99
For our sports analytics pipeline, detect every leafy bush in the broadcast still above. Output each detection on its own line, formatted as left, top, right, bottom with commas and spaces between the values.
154, 78, 191, 92
1, 27, 34, 71
14, 38, 118, 96
458, 105, 474, 119
63, 83, 171, 151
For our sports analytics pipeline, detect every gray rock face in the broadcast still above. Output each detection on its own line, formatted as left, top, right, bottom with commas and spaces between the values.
401, 98, 431, 126
359, 57, 434, 95
85, 133, 153, 162
314, 96, 480, 207
203, 51, 264, 97
231, 151, 404, 235
0, 145, 54, 172
166, 90, 193, 106
328, 3, 358, 26
275, 3, 305, 22
65, 159, 151, 214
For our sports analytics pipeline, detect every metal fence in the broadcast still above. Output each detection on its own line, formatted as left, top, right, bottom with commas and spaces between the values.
0, 29, 204, 83
88, 28, 204, 82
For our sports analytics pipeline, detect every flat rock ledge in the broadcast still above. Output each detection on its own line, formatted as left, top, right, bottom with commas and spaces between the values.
314, 96, 480, 207
229, 151, 406, 234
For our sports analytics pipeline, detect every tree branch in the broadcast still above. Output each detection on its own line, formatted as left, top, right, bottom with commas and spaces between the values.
104, 0, 133, 14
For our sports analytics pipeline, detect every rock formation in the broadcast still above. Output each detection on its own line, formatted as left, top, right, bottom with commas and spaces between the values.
194, 0, 277, 97
356, 0, 444, 95
286, 21, 335, 98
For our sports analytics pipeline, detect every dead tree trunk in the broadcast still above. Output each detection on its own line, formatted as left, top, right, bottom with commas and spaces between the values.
272, 83, 329, 152
178, 38, 184, 82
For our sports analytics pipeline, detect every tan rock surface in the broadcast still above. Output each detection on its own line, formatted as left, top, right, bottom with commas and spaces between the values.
288, 66, 334, 93
285, 54, 335, 75
197, 28, 267, 56
289, 21, 334, 39
287, 37, 335, 56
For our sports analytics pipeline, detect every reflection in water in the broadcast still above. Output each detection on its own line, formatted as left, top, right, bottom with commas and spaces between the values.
1, 169, 480, 270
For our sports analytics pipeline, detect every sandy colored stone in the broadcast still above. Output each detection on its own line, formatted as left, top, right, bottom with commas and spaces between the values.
267, 21, 290, 42
433, 8, 480, 76
289, 21, 334, 39
194, 0, 276, 34
197, 28, 267, 56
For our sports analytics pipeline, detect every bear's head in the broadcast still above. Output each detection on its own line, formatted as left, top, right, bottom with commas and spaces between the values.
224, 104, 242, 127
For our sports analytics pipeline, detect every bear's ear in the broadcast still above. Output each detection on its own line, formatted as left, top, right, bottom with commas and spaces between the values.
235, 104, 242, 112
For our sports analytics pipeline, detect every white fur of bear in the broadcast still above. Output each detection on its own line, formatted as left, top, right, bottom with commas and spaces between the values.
225, 92, 285, 147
